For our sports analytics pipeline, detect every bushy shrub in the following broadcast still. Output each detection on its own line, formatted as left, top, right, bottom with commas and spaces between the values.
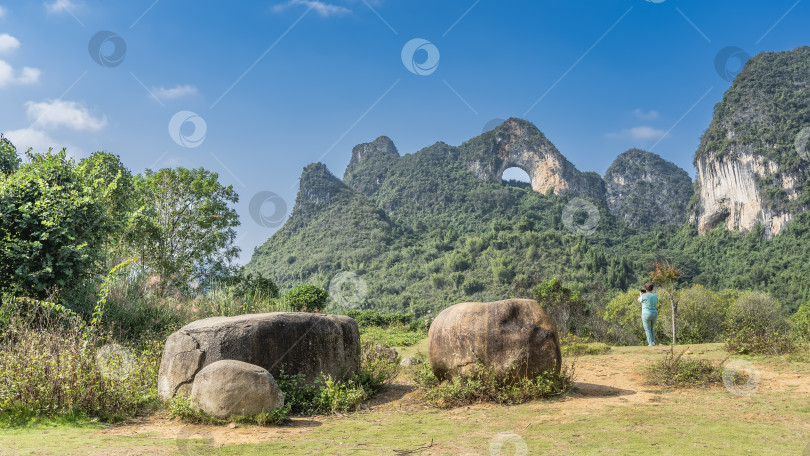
168, 395, 288, 426
724, 291, 796, 355
534, 279, 588, 335
274, 341, 400, 416
791, 301, 810, 342
643, 348, 724, 387
360, 324, 427, 347
0, 306, 160, 423
462, 278, 485, 295
603, 290, 664, 345
659, 285, 728, 344
413, 362, 573, 408
345, 309, 412, 327
281, 284, 329, 312
559, 334, 611, 356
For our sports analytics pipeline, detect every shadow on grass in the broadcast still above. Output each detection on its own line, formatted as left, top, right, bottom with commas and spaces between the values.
570, 382, 636, 398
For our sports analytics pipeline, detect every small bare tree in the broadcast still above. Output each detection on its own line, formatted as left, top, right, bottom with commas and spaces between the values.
650, 261, 683, 345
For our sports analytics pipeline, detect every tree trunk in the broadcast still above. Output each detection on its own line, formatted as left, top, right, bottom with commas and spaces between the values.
670, 292, 677, 345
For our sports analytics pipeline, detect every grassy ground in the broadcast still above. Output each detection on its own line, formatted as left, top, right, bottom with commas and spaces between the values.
2, 343, 810, 455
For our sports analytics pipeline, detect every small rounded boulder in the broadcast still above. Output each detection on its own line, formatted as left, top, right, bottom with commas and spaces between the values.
190, 360, 284, 419
428, 299, 561, 381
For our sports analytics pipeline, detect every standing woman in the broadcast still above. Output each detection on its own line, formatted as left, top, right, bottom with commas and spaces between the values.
638, 282, 658, 346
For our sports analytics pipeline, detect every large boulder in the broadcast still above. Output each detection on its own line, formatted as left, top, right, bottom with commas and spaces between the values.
428, 299, 561, 381
158, 313, 360, 400
191, 360, 284, 419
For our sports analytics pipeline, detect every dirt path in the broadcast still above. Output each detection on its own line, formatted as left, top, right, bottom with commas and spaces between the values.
101, 345, 810, 449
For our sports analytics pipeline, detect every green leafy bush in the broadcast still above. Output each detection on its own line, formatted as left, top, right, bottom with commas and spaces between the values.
413, 362, 573, 408
345, 309, 412, 327
281, 284, 329, 312
791, 301, 810, 342
724, 291, 796, 355
643, 348, 724, 387
0, 306, 160, 423
559, 334, 611, 356
275, 341, 400, 415
168, 395, 288, 426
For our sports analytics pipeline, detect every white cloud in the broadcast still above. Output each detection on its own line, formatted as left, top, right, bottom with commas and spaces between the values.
273, 0, 351, 17
0, 60, 41, 87
606, 125, 666, 140
633, 108, 659, 121
3, 127, 85, 158
45, 0, 76, 13
150, 84, 198, 101
25, 99, 107, 132
0, 33, 19, 53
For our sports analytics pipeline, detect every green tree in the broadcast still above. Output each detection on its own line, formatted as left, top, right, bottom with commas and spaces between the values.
282, 284, 329, 312
0, 150, 108, 297
0, 134, 21, 175
129, 167, 240, 295
534, 279, 586, 335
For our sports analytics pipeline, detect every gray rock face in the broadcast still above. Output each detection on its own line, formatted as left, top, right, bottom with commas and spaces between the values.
158, 312, 360, 400
190, 360, 284, 419
428, 299, 561, 381
604, 149, 693, 228
463, 118, 606, 202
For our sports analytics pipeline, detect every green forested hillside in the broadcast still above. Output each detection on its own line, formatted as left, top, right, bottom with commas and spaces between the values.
247, 136, 810, 316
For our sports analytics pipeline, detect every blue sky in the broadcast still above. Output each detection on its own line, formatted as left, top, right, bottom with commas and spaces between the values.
1, 0, 807, 264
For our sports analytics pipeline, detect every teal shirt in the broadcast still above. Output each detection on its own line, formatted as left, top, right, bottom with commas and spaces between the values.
640, 292, 658, 313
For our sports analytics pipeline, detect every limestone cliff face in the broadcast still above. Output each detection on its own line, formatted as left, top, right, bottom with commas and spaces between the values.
694, 152, 797, 236
462, 118, 605, 201
294, 163, 352, 218
343, 136, 399, 198
693, 47, 809, 237
604, 149, 693, 229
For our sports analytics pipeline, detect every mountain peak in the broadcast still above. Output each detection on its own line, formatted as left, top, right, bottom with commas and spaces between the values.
349, 136, 398, 168
294, 163, 350, 217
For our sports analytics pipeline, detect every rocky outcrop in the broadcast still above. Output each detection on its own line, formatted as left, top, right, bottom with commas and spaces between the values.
190, 360, 284, 419
343, 136, 400, 198
428, 299, 561, 381
462, 118, 606, 201
604, 149, 693, 228
693, 47, 809, 237
694, 152, 796, 236
158, 313, 360, 400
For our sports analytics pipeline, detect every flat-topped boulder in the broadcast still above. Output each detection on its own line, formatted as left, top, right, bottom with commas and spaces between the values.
158, 312, 360, 400
428, 299, 561, 381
